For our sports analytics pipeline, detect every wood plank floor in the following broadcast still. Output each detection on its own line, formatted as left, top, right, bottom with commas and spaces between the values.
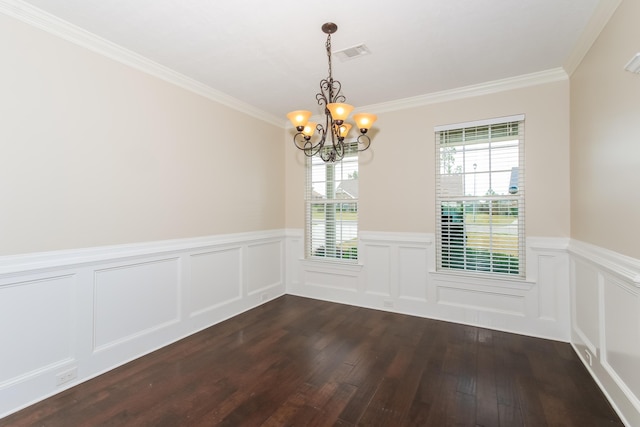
2, 295, 623, 426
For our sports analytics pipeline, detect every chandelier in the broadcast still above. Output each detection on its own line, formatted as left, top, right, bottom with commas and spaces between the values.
287, 22, 377, 163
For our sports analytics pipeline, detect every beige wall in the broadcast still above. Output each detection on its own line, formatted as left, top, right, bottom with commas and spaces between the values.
286, 81, 571, 238
570, 0, 640, 260
0, 14, 285, 256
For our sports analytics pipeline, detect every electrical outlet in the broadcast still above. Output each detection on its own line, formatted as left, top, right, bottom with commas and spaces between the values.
584, 349, 593, 367
383, 300, 394, 308
56, 367, 77, 386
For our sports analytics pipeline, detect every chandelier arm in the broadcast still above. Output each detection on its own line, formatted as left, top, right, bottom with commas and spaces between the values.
356, 134, 371, 151
319, 150, 331, 162
293, 133, 316, 156
294, 130, 325, 152
301, 142, 322, 158
333, 139, 345, 158
293, 123, 334, 158
320, 146, 342, 162
314, 124, 328, 153
325, 120, 345, 163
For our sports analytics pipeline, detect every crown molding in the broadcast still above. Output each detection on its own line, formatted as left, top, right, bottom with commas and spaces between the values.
563, 0, 622, 76
358, 68, 569, 115
289, 67, 569, 129
0, 0, 283, 127
2, 0, 583, 127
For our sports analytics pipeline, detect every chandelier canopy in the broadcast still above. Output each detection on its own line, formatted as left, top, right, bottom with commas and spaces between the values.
287, 22, 377, 163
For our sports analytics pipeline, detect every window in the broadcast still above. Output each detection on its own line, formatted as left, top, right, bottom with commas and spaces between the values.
306, 145, 358, 261
435, 115, 525, 277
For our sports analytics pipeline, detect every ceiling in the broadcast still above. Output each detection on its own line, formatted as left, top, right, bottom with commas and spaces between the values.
15, 0, 602, 124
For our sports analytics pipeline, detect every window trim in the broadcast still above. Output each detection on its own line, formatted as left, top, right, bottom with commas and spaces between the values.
434, 114, 525, 132
434, 115, 525, 278
304, 144, 359, 263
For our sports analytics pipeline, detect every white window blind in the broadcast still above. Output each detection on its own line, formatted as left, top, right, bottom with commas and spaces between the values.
435, 117, 525, 277
305, 145, 359, 261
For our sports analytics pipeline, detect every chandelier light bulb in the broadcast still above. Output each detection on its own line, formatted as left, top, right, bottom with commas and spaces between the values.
353, 113, 377, 133
286, 110, 312, 131
338, 123, 352, 139
327, 103, 354, 123
302, 122, 317, 138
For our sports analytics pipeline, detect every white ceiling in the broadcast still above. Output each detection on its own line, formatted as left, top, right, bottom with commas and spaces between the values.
15, 0, 602, 123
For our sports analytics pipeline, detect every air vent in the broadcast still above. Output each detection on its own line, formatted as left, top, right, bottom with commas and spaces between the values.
334, 44, 371, 62
624, 53, 640, 74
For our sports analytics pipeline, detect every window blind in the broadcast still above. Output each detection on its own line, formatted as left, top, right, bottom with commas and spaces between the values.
305, 144, 359, 261
435, 117, 525, 277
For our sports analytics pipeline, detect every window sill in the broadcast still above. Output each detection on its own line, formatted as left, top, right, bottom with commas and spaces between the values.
298, 258, 364, 273
430, 269, 535, 290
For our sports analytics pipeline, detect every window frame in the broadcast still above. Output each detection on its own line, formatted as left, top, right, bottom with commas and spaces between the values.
305, 144, 359, 263
434, 115, 525, 278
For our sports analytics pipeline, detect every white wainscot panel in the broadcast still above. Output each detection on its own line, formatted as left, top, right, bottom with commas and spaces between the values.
537, 255, 558, 320
285, 231, 304, 289
573, 258, 600, 352
304, 267, 359, 292
246, 240, 282, 295
0, 275, 75, 385
436, 284, 526, 317
93, 258, 180, 352
189, 248, 241, 316
364, 245, 391, 297
603, 276, 640, 405
398, 246, 428, 302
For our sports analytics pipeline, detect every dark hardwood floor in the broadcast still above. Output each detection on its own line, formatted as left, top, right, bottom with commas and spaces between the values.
2, 295, 623, 426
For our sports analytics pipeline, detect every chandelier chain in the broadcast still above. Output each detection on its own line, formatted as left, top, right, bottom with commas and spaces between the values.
326, 33, 333, 84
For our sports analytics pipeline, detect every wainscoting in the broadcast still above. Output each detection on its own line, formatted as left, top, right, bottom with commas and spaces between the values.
2, 230, 639, 425
287, 230, 571, 341
569, 240, 640, 427
0, 230, 286, 418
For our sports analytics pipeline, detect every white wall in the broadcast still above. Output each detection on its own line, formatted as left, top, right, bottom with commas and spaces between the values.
570, 0, 640, 261
0, 11, 285, 256
0, 231, 286, 418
